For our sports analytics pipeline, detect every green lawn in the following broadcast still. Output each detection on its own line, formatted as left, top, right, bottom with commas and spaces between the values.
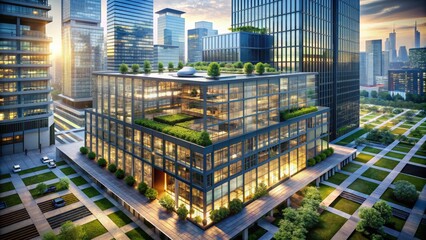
126, 227, 154, 240
318, 184, 335, 200
0, 193, 22, 208
307, 211, 347, 240
0, 173, 11, 180
393, 173, 426, 191
342, 162, 362, 173
399, 124, 414, 128
60, 167, 77, 176
392, 146, 411, 153
410, 156, 426, 165
82, 187, 100, 198
355, 153, 374, 163
0, 182, 14, 193
18, 165, 48, 175
415, 150, 426, 157
108, 210, 133, 227
415, 221, 426, 239
348, 231, 368, 240
336, 129, 369, 146
385, 216, 405, 232
56, 161, 67, 166
380, 188, 414, 209
70, 176, 88, 186
362, 146, 382, 154
391, 128, 407, 135
22, 172, 57, 186
348, 179, 379, 195
361, 168, 390, 181
385, 152, 405, 160
327, 172, 349, 185
94, 198, 115, 211
374, 158, 399, 170
81, 220, 107, 240
330, 197, 361, 215
29, 182, 59, 199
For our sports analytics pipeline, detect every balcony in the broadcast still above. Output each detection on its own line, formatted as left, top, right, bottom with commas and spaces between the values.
0, 4, 52, 22
1, 0, 51, 10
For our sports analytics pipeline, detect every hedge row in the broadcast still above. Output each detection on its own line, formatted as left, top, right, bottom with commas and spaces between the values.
153, 113, 197, 125
135, 119, 212, 146
280, 106, 318, 121
307, 147, 334, 167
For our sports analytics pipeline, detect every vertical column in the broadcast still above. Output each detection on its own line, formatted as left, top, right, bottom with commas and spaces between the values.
174, 178, 179, 208
243, 228, 248, 240
287, 198, 291, 207
316, 177, 320, 187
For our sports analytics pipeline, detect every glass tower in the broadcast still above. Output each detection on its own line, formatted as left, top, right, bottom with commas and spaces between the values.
61, 0, 104, 107
0, 0, 55, 155
232, 0, 360, 139
365, 40, 382, 86
107, 0, 153, 71
156, 8, 185, 63
188, 21, 217, 63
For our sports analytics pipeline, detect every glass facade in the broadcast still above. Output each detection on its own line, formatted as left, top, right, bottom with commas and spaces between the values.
0, 0, 54, 155
106, 0, 153, 71
62, 0, 104, 101
388, 69, 425, 95
152, 45, 179, 70
187, 21, 217, 63
203, 32, 272, 64
86, 72, 328, 225
156, 8, 185, 63
231, 0, 360, 139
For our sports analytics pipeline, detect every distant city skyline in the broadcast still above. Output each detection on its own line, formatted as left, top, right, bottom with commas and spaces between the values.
46, 0, 426, 57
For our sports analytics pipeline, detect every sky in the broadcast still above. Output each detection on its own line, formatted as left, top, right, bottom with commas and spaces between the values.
47, 0, 426, 56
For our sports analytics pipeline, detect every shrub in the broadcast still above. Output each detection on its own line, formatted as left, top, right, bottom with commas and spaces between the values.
131, 64, 140, 73
108, 163, 117, 173
88, 151, 96, 160
158, 62, 164, 73
35, 183, 47, 196
42, 231, 57, 240
159, 195, 175, 211
153, 113, 196, 125
145, 187, 158, 200
229, 198, 243, 215
280, 106, 318, 121
373, 200, 392, 224
57, 177, 70, 190
58, 221, 85, 240
143, 60, 151, 74
194, 216, 202, 223
115, 169, 125, 179
80, 146, 88, 155
254, 182, 268, 199
307, 158, 316, 167
323, 149, 331, 157
137, 182, 148, 194
124, 176, 135, 186
314, 156, 322, 163
393, 180, 418, 203
319, 153, 327, 161
178, 61, 184, 70
177, 204, 189, 220
243, 62, 254, 74
168, 62, 174, 72
119, 63, 128, 74
97, 158, 107, 167
234, 61, 243, 68
255, 62, 265, 75
328, 147, 334, 154
210, 207, 230, 222
207, 62, 221, 77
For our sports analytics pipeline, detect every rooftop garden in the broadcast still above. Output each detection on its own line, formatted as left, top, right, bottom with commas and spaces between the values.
135, 115, 212, 146
280, 106, 318, 121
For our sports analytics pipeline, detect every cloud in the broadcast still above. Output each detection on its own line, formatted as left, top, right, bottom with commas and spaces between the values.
361, 0, 426, 23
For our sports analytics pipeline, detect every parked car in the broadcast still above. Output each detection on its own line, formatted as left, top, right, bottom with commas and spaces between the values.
12, 165, 21, 173
52, 197, 66, 208
44, 186, 57, 194
47, 161, 56, 168
41, 156, 51, 164
0, 201, 6, 210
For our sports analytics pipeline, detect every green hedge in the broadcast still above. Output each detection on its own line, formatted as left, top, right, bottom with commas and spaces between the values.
153, 113, 196, 125
280, 106, 318, 121
135, 119, 212, 146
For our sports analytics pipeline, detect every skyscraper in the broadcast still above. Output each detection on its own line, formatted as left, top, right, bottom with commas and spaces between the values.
156, 8, 185, 63
415, 21, 421, 48
232, 0, 360, 139
60, 0, 103, 110
188, 21, 217, 63
107, 0, 153, 70
409, 48, 426, 69
360, 52, 368, 86
365, 40, 382, 86
0, 0, 55, 155
398, 46, 408, 62
382, 50, 390, 77
389, 28, 397, 62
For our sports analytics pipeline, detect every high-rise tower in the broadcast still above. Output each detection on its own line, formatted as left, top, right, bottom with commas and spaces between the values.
188, 21, 217, 63
415, 21, 421, 49
365, 40, 382, 86
389, 28, 397, 62
156, 8, 185, 63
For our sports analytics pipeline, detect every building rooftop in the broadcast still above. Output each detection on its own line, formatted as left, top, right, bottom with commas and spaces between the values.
155, 8, 185, 15
93, 71, 318, 85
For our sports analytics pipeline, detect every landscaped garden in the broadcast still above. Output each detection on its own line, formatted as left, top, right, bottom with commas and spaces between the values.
18, 165, 48, 175
342, 162, 362, 173
361, 168, 389, 181
354, 153, 374, 163
94, 198, 115, 211
81, 220, 108, 239
348, 179, 378, 195
374, 158, 399, 170
0, 193, 22, 208
0, 181, 14, 193
22, 172, 57, 186
329, 197, 361, 215
126, 227, 154, 240
70, 176, 88, 186
392, 173, 426, 191
307, 211, 347, 240
108, 210, 133, 227
82, 187, 100, 198
327, 172, 349, 185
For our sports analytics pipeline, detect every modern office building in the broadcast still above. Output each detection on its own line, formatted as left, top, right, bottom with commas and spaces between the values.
202, 32, 272, 64
398, 46, 408, 62
388, 28, 397, 62
415, 21, 420, 49
106, 0, 153, 71
409, 48, 426, 69
365, 40, 382, 86
382, 51, 390, 77
56, 0, 104, 126
152, 45, 179, 70
86, 71, 331, 224
232, 0, 360, 139
156, 8, 185, 63
388, 69, 425, 96
0, 0, 54, 155
187, 21, 217, 63
359, 52, 367, 86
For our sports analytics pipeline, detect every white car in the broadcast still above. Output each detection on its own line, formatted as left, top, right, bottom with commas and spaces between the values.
47, 161, 56, 168
12, 165, 21, 173
41, 156, 52, 164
